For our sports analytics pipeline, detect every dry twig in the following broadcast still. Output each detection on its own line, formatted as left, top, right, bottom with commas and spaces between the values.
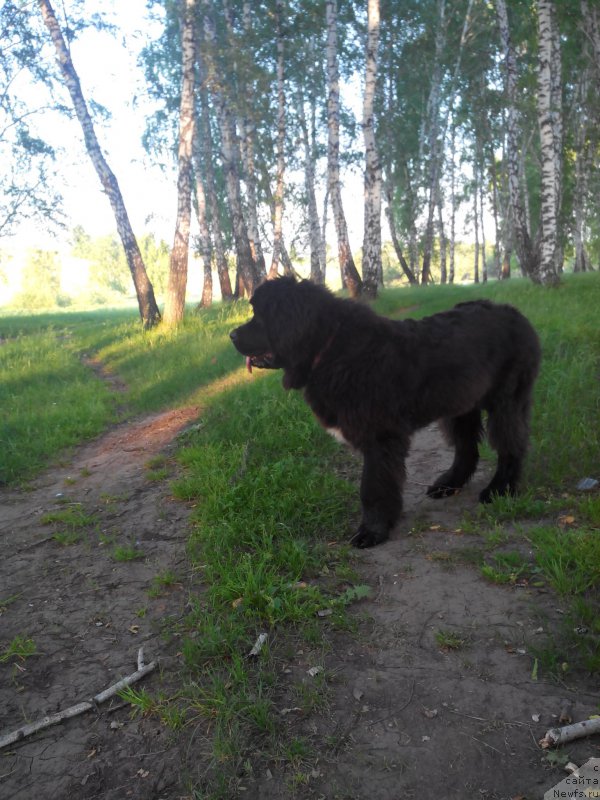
0, 651, 157, 750
540, 717, 600, 749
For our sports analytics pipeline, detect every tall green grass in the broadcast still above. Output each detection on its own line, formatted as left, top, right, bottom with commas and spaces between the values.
375, 274, 600, 486
173, 375, 357, 657
0, 326, 114, 482
1, 273, 597, 489
2, 274, 598, 792
68, 301, 251, 411
0, 302, 250, 483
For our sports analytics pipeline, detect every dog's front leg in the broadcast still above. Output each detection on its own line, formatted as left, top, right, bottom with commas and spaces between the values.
351, 436, 408, 548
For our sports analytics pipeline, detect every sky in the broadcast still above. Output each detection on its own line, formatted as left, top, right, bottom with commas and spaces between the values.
16, 0, 177, 251
13, 0, 372, 260
7, 0, 486, 294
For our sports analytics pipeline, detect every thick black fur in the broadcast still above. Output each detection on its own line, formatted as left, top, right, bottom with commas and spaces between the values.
230, 277, 541, 548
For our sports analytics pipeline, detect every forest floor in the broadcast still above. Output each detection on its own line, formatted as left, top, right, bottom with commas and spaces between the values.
1, 395, 598, 800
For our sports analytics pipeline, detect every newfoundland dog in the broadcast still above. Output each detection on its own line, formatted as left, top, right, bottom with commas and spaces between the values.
230, 277, 541, 548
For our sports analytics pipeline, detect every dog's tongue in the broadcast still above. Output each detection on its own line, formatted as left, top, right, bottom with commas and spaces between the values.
246, 357, 252, 374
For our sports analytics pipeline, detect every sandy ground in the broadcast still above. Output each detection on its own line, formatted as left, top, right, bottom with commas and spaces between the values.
1, 402, 597, 799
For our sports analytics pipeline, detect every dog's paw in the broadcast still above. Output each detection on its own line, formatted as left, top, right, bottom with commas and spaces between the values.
426, 483, 460, 499
478, 487, 494, 504
349, 525, 388, 549
479, 485, 514, 504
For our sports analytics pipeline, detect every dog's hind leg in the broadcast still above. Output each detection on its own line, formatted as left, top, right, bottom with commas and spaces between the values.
479, 376, 534, 503
427, 409, 482, 499
350, 435, 408, 548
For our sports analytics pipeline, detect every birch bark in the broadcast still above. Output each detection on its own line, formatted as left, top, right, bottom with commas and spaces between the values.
202, 1, 259, 296
164, 0, 196, 325
269, 0, 286, 278
297, 90, 325, 283
326, 0, 362, 296
362, 0, 382, 298
573, 69, 591, 272
536, 0, 561, 286
421, 0, 474, 284
495, 0, 537, 278
38, 0, 160, 327
420, 0, 445, 284
191, 126, 213, 308
197, 61, 233, 300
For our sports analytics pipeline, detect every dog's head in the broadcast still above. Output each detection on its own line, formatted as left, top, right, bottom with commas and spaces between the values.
230, 276, 336, 389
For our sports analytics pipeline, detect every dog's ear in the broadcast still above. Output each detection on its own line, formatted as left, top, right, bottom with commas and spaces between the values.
258, 278, 327, 365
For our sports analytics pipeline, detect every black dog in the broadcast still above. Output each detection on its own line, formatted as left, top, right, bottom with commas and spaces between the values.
230, 277, 541, 548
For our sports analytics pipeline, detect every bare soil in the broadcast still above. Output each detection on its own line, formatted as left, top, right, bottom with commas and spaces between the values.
1, 402, 597, 800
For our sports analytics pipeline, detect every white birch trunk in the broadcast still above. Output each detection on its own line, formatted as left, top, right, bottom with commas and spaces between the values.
536, 0, 561, 285
240, 2, 266, 280
582, 0, 600, 72
362, 0, 382, 298
270, 0, 286, 278
449, 122, 456, 284
489, 143, 502, 278
473, 167, 480, 283
202, 1, 258, 296
573, 69, 591, 272
197, 61, 233, 300
326, 0, 362, 296
495, 0, 537, 278
239, 118, 267, 279
421, 0, 473, 284
298, 90, 325, 283
37, 0, 160, 327
479, 175, 487, 282
437, 192, 446, 284
192, 126, 212, 308
321, 185, 329, 283
164, 0, 196, 325
420, 0, 446, 284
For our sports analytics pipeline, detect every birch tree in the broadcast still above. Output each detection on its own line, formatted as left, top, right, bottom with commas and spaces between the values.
297, 88, 325, 283
572, 68, 592, 273
201, 0, 260, 296
270, 0, 286, 277
192, 125, 213, 308
326, 0, 362, 297
535, 0, 562, 286
495, 0, 537, 278
38, 0, 161, 328
164, 0, 196, 325
0, 6, 63, 238
420, 0, 446, 285
234, 2, 267, 280
362, 0, 382, 298
197, 59, 233, 300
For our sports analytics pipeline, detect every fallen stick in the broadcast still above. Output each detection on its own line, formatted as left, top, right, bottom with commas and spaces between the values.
540, 717, 600, 749
0, 654, 157, 751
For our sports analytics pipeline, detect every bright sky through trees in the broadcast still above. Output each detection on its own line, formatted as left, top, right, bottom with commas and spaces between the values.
15, 0, 176, 248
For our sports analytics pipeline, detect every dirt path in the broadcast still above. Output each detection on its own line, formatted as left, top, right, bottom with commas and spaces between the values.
0, 407, 199, 799
245, 433, 599, 799
1, 408, 597, 799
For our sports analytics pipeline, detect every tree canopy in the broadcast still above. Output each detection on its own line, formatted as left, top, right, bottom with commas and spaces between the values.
2, 0, 599, 318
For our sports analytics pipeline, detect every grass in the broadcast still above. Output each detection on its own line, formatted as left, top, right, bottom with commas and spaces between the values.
480, 551, 530, 585
39, 504, 98, 546
0, 325, 115, 483
112, 545, 145, 562
435, 629, 467, 651
2, 272, 599, 793
378, 273, 600, 485
0, 635, 36, 663
0, 301, 250, 484
41, 506, 97, 527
